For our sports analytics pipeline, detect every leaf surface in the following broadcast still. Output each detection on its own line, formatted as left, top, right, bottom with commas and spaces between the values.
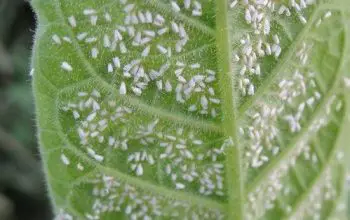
31, 0, 350, 219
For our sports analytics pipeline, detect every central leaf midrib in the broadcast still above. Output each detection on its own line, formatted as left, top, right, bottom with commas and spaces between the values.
216, 0, 244, 219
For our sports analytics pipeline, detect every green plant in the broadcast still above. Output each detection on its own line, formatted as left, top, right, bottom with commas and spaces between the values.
30, 0, 350, 219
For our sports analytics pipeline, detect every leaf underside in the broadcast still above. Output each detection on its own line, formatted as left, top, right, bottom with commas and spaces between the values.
31, 0, 350, 219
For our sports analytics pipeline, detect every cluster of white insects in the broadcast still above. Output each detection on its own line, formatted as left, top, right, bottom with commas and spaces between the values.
231, 0, 345, 218
242, 42, 323, 170
289, 168, 338, 220
231, 0, 317, 97
230, 0, 333, 98
55, 0, 221, 118
49, 0, 347, 219
62, 89, 229, 198
245, 94, 344, 219
84, 174, 225, 220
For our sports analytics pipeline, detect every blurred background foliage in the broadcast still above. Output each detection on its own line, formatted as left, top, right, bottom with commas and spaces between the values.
0, 0, 52, 219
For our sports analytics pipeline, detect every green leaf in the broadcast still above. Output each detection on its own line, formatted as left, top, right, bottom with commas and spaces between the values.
30, 0, 350, 219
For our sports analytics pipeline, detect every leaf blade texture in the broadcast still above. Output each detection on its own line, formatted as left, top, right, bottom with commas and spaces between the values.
31, 0, 350, 219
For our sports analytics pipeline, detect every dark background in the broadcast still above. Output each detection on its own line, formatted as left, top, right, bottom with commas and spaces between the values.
0, 0, 52, 219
